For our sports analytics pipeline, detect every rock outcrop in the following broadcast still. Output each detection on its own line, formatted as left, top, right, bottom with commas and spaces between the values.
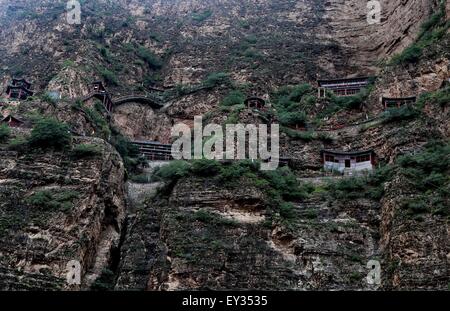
0, 137, 126, 290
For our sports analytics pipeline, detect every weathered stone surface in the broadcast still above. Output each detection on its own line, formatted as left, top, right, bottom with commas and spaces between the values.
0, 137, 126, 290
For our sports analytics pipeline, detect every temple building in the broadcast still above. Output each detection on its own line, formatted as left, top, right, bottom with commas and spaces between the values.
132, 140, 173, 161
245, 97, 266, 110
317, 77, 369, 98
1, 114, 25, 127
6, 78, 34, 100
381, 96, 416, 109
321, 149, 375, 174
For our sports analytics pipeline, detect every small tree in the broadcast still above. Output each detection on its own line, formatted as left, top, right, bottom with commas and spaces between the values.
28, 118, 72, 150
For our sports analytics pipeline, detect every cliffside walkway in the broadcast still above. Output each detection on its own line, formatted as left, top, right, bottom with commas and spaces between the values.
113, 94, 164, 109
79, 92, 164, 112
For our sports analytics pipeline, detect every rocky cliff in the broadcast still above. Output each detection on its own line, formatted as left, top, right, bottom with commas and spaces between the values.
0, 136, 126, 290
0, 0, 448, 291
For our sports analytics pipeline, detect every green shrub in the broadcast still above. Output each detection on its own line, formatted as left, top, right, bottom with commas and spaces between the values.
396, 142, 449, 217
85, 103, 111, 138
278, 111, 307, 127
242, 48, 262, 59
326, 177, 367, 200
194, 209, 214, 222
261, 167, 312, 200
191, 159, 222, 176
62, 59, 75, 68
403, 199, 428, 215
316, 132, 334, 143
192, 10, 212, 22
99, 67, 118, 86
7, 136, 28, 152
110, 130, 138, 159
137, 46, 162, 69
221, 90, 245, 106
418, 3, 446, 39
0, 124, 11, 143
71, 144, 102, 159
272, 84, 315, 127
239, 20, 250, 29
381, 106, 420, 123
28, 118, 71, 150
218, 160, 260, 181
391, 45, 423, 64
153, 160, 190, 181
287, 84, 313, 102
25, 190, 79, 211
416, 86, 450, 108
244, 35, 258, 44
303, 209, 319, 219
203, 72, 231, 88
99, 46, 112, 63
281, 127, 315, 141
279, 202, 295, 219
91, 268, 115, 291
390, 1, 448, 65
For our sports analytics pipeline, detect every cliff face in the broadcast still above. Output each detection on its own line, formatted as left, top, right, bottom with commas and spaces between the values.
116, 177, 381, 290
380, 175, 449, 290
0, 0, 448, 291
0, 137, 126, 290
0, 0, 440, 142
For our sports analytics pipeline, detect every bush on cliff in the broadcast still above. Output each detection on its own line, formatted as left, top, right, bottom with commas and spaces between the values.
137, 45, 163, 70
381, 105, 420, 123
390, 0, 449, 65
153, 160, 191, 181
0, 124, 11, 143
28, 118, 71, 150
203, 72, 231, 88
390, 45, 423, 64
71, 144, 102, 159
416, 86, 450, 109
25, 190, 79, 211
192, 10, 212, 22
191, 159, 222, 176
221, 90, 245, 107
272, 84, 314, 127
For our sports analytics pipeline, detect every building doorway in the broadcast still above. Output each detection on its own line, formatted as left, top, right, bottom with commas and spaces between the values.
345, 159, 351, 168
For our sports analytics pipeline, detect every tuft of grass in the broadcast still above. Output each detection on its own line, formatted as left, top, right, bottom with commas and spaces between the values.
25, 190, 79, 211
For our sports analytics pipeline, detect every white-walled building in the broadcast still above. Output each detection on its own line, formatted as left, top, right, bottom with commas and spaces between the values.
321, 149, 375, 175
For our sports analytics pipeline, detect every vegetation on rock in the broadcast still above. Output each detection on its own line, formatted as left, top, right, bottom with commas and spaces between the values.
28, 118, 71, 151
0, 124, 11, 143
